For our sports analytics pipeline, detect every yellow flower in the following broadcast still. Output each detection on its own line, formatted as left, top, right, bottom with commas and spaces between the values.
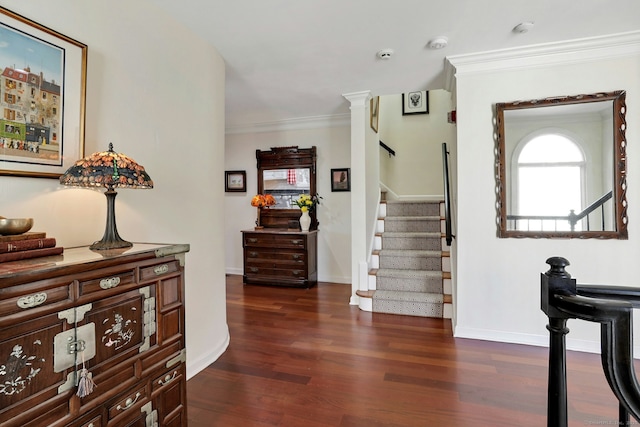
293, 193, 322, 212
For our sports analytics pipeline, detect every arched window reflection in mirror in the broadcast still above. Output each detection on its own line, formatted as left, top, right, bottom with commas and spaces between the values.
496, 90, 627, 239
513, 133, 586, 232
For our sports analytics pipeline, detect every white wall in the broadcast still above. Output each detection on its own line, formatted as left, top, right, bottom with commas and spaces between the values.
449, 41, 640, 353
225, 125, 352, 284
0, 0, 228, 378
379, 90, 455, 199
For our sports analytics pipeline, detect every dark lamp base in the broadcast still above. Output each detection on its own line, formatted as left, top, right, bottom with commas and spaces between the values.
91, 188, 133, 251
90, 238, 133, 251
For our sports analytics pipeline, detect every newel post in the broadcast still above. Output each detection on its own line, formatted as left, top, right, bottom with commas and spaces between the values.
541, 256, 576, 427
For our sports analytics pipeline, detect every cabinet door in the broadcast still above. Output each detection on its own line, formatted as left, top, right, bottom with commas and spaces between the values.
0, 311, 75, 427
77, 285, 157, 407
152, 363, 186, 425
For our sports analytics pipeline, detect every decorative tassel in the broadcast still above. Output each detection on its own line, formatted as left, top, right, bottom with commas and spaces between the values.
76, 351, 97, 398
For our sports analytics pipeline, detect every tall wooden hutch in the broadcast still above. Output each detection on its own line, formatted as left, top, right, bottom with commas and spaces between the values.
242, 146, 318, 288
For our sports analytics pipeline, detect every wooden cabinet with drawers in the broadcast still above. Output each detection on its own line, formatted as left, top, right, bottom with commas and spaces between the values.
0, 243, 189, 427
242, 230, 317, 288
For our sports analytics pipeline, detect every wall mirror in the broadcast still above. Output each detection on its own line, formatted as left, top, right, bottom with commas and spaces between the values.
257, 146, 317, 229
263, 168, 311, 208
495, 91, 627, 239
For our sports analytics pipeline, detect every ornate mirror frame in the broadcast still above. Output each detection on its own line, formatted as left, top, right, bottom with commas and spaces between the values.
256, 146, 317, 229
495, 91, 627, 239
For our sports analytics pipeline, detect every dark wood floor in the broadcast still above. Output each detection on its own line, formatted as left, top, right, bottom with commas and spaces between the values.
186, 275, 624, 426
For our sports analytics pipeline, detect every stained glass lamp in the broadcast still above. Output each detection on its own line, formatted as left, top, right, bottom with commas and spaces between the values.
59, 143, 153, 250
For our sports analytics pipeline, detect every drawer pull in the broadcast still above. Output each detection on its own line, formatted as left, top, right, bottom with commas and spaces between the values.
153, 264, 169, 275
17, 292, 47, 309
117, 392, 141, 411
87, 424, 94, 427
292, 254, 302, 260
291, 239, 302, 245
249, 251, 258, 258
99, 276, 120, 290
247, 238, 258, 243
292, 270, 302, 276
249, 267, 259, 273
158, 371, 177, 386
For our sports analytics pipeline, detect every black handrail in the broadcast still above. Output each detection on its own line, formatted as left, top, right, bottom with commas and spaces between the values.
379, 140, 395, 157
508, 191, 613, 231
541, 257, 640, 426
442, 143, 453, 246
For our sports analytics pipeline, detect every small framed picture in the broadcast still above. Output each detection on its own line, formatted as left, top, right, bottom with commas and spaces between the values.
402, 91, 429, 115
331, 168, 350, 192
225, 170, 246, 192
370, 96, 379, 132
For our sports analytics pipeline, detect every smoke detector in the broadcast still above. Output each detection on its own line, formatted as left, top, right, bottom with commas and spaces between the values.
428, 36, 448, 50
513, 22, 534, 33
376, 49, 394, 60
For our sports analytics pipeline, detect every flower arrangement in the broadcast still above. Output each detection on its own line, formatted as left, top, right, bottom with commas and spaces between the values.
251, 194, 276, 208
251, 194, 276, 229
293, 193, 322, 213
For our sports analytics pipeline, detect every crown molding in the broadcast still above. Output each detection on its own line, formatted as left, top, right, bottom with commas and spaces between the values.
445, 30, 640, 92
225, 113, 351, 135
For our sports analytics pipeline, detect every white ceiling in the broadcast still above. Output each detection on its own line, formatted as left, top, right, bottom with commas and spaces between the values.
151, 0, 640, 128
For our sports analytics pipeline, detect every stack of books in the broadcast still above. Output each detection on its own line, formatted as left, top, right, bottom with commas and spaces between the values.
0, 232, 64, 263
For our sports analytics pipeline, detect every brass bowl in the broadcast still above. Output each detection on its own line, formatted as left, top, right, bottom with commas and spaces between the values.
0, 218, 34, 235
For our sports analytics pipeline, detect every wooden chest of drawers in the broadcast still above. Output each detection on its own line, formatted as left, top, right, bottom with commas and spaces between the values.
242, 230, 317, 288
0, 243, 189, 427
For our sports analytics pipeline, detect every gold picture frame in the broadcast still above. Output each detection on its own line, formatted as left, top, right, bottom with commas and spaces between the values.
370, 96, 379, 132
0, 6, 87, 179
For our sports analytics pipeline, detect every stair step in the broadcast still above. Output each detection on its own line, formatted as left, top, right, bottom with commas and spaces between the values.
383, 216, 441, 232
382, 232, 441, 250
376, 269, 442, 293
379, 249, 442, 270
386, 201, 441, 217
373, 290, 444, 317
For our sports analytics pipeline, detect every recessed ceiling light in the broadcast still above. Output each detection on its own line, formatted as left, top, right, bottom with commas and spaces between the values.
376, 49, 394, 60
513, 22, 534, 33
428, 36, 448, 50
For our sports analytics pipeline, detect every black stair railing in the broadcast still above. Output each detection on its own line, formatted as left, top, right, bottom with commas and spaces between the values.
508, 191, 613, 232
541, 257, 640, 427
442, 143, 453, 246
379, 140, 395, 157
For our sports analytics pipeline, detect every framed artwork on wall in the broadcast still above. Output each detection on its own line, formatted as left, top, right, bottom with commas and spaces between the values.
225, 170, 246, 192
0, 6, 87, 179
402, 91, 429, 115
331, 168, 350, 192
370, 96, 379, 132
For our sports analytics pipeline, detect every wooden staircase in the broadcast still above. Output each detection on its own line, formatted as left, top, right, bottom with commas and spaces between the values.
357, 197, 452, 318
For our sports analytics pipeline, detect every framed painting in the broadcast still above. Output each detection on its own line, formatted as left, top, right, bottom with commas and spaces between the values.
402, 91, 428, 115
0, 7, 87, 179
331, 168, 350, 192
370, 96, 379, 132
225, 170, 246, 192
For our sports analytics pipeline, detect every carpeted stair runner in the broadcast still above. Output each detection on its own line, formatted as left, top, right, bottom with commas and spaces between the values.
372, 200, 445, 318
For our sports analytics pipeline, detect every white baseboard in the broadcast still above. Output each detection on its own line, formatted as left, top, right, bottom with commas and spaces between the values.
320, 275, 351, 284
396, 194, 445, 202
378, 182, 443, 202
186, 326, 230, 380
454, 326, 640, 357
